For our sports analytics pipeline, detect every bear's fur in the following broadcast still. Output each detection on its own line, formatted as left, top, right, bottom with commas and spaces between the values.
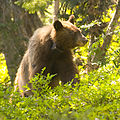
14, 15, 88, 97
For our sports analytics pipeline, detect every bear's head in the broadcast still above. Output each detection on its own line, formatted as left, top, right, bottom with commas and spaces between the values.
51, 15, 88, 51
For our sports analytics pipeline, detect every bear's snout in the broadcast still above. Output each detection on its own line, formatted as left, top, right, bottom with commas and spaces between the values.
76, 37, 88, 47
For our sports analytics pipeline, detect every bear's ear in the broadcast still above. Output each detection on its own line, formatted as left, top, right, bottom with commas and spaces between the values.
53, 20, 63, 31
68, 15, 75, 24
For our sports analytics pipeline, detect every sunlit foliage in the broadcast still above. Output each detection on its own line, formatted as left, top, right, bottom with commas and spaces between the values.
0, 53, 10, 84
0, 66, 120, 119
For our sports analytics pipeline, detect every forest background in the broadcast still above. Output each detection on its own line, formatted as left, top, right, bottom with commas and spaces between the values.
0, 0, 120, 119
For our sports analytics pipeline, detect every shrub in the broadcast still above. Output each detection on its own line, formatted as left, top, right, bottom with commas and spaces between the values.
0, 65, 120, 120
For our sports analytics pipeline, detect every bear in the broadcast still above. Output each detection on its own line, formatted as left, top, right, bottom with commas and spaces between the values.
14, 15, 88, 97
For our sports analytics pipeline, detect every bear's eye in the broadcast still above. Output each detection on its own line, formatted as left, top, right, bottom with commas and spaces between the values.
69, 30, 74, 35
75, 31, 81, 36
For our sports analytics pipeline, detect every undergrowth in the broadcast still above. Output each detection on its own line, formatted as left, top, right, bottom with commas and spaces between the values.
0, 65, 120, 120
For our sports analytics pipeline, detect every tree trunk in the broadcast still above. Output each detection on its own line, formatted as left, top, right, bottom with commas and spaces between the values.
87, 1, 120, 71
53, 0, 59, 22
93, 0, 120, 63
0, 0, 43, 85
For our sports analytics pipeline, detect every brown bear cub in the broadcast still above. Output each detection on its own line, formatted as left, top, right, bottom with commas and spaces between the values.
14, 15, 88, 97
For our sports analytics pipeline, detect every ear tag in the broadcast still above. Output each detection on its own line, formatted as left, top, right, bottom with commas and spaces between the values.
51, 42, 57, 50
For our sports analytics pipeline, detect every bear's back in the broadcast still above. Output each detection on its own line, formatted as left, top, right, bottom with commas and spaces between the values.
30, 25, 53, 43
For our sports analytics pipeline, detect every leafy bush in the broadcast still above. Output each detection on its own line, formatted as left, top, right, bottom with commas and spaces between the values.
0, 64, 120, 120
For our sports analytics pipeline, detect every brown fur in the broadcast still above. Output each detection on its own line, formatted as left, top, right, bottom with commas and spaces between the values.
14, 15, 88, 97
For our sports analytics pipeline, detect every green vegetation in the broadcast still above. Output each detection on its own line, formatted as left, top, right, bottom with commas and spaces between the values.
0, 58, 120, 119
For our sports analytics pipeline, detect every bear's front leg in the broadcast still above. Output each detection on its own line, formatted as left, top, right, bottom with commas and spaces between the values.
56, 58, 79, 85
